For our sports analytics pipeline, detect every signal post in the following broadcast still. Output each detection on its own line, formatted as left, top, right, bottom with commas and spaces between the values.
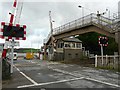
0, 0, 26, 75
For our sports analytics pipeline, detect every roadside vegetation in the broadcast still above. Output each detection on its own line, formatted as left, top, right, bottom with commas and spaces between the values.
76, 32, 118, 55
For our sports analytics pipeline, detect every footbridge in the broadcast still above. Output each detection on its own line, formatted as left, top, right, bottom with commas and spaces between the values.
43, 13, 119, 60
44, 13, 117, 45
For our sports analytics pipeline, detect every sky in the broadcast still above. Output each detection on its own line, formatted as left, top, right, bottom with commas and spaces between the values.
0, 0, 120, 49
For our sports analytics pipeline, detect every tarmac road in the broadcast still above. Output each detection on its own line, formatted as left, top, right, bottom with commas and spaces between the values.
2, 59, 120, 89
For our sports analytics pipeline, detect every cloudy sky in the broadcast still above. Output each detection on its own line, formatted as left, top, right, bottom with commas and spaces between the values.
0, 0, 120, 49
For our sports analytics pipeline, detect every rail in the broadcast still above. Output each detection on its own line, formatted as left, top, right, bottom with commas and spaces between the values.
44, 13, 116, 44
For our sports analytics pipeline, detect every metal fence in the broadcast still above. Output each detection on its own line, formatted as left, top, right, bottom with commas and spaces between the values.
95, 55, 119, 69
44, 13, 116, 44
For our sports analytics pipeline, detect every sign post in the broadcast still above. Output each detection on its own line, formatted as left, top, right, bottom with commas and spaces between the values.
100, 44, 104, 65
11, 39, 14, 73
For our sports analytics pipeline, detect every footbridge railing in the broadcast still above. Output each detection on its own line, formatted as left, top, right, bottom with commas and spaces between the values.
44, 13, 116, 44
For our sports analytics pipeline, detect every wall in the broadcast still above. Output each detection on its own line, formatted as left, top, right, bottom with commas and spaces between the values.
53, 52, 64, 61
64, 48, 82, 60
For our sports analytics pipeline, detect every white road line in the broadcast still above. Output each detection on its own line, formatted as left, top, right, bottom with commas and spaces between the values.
85, 77, 120, 88
14, 65, 38, 85
48, 66, 120, 88
48, 66, 82, 77
17, 77, 85, 88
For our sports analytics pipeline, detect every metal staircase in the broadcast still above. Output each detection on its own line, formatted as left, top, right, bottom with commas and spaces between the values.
44, 13, 117, 44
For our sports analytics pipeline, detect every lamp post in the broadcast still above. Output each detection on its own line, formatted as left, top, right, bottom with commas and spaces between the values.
78, 6, 84, 18
78, 5, 84, 25
78, 5, 93, 25
106, 8, 110, 19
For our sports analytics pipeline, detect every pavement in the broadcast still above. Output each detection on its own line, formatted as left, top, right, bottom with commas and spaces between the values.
2, 59, 120, 89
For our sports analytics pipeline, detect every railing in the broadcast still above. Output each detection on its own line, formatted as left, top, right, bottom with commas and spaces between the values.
44, 13, 116, 44
95, 55, 119, 69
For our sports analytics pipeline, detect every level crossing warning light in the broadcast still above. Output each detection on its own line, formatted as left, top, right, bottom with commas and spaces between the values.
98, 36, 108, 46
0, 22, 26, 40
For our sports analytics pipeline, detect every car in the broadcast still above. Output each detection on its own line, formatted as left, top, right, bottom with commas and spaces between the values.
13, 53, 17, 61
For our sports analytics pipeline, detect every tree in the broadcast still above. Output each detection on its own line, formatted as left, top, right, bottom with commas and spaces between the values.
76, 32, 118, 55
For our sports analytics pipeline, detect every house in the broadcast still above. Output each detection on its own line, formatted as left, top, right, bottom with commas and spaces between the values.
52, 37, 83, 61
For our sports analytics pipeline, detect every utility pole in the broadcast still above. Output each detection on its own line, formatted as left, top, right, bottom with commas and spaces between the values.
49, 11, 54, 60
49, 11, 53, 36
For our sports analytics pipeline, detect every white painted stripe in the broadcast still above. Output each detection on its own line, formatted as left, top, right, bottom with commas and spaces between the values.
48, 67, 120, 88
12, 37, 15, 39
0, 32, 3, 35
17, 77, 84, 88
24, 34, 26, 37
1, 25, 3, 29
48, 67, 81, 77
4, 37, 8, 39
14, 65, 38, 85
19, 38, 22, 40
11, 7, 16, 14
85, 77, 120, 88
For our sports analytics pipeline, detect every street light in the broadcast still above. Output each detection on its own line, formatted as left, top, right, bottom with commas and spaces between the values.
78, 5, 84, 25
106, 8, 111, 19
78, 5, 93, 25
78, 5, 84, 18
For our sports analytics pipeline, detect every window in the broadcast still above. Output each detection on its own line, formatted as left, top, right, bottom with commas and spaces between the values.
76, 43, 82, 48
72, 43, 75, 48
65, 44, 70, 48
58, 43, 64, 48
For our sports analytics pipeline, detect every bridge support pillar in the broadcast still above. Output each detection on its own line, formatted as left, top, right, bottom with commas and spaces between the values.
118, 34, 120, 61
117, 21, 120, 61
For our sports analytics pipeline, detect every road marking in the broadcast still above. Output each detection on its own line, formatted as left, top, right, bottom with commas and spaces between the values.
48, 66, 120, 88
48, 66, 82, 77
85, 77, 120, 88
17, 77, 84, 88
15, 62, 120, 88
14, 65, 38, 85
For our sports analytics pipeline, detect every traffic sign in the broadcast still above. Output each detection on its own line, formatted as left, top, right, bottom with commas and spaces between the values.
8, 41, 20, 47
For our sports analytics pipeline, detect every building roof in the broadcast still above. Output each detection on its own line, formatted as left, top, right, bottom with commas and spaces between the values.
62, 37, 82, 43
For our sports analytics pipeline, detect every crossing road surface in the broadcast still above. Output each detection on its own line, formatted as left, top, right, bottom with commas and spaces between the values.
2, 59, 120, 89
